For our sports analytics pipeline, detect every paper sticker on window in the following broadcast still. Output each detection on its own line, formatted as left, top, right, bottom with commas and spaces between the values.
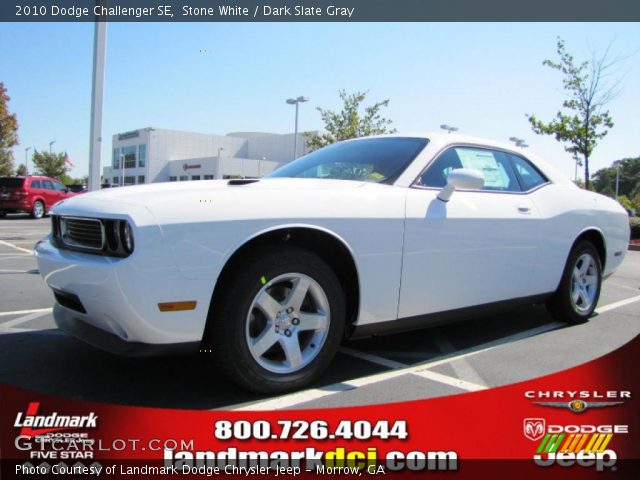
455, 148, 509, 189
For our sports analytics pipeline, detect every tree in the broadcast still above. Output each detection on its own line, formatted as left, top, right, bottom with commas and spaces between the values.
306, 90, 396, 152
32, 151, 69, 180
0, 82, 19, 176
527, 38, 622, 189
592, 157, 640, 199
616, 194, 634, 212
15, 163, 28, 176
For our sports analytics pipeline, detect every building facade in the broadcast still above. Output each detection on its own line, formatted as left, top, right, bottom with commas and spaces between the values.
102, 128, 309, 186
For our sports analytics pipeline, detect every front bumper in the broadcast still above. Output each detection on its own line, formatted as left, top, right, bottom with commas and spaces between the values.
35, 234, 213, 347
54, 303, 199, 356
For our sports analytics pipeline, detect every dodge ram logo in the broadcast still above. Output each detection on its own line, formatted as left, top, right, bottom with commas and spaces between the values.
524, 418, 546, 441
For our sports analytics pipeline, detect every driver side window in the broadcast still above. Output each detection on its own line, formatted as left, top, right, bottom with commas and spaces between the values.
417, 146, 521, 192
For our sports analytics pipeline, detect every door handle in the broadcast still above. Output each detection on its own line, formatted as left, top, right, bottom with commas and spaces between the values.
517, 206, 531, 214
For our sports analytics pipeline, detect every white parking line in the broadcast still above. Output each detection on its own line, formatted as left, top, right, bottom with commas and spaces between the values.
234, 321, 565, 411
0, 240, 33, 254
0, 310, 51, 329
0, 307, 52, 317
431, 328, 487, 388
231, 384, 355, 411
339, 347, 407, 369
411, 370, 487, 392
595, 294, 640, 314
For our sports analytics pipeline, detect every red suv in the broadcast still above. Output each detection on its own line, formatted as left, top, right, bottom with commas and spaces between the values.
0, 176, 78, 219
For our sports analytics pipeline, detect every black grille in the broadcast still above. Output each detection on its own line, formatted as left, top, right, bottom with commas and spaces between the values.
60, 217, 104, 250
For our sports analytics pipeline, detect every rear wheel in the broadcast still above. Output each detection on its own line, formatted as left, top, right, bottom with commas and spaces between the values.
546, 241, 602, 324
31, 200, 45, 219
0, 210, 6, 218
205, 246, 345, 393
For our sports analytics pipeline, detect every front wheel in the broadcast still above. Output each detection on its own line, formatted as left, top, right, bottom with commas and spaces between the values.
206, 246, 345, 393
546, 241, 602, 324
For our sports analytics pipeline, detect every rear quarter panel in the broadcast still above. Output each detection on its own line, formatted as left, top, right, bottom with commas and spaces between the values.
528, 184, 629, 293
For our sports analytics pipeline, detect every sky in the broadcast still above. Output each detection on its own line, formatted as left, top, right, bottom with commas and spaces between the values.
1, 22, 639, 181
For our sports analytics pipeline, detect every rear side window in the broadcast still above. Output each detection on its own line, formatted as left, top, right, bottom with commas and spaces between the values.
418, 147, 521, 192
30, 180, 42, 189
508, 154, 548, 191
0, 178, 25, 188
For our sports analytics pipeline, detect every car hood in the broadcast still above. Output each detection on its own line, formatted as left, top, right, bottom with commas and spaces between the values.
50, 178, 372, 223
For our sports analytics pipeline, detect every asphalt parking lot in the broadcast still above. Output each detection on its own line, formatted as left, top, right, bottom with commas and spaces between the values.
1, 214, 639, 410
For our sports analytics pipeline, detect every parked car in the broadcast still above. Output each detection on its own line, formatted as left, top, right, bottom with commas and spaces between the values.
66, 184, 88, 194
35, 133, 630, 393
0, 176, 78, 219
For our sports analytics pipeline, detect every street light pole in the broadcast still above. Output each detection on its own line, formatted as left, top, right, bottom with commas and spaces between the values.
49, 140, 56, 153
88, 19, 107, 191
287, 96, 309, 159
25, 147, 31, 174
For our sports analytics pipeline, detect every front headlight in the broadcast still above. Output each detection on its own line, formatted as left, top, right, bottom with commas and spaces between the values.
120, 221, 134, 254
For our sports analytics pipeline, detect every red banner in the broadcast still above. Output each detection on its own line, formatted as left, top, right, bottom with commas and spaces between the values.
1, 335, 638, 478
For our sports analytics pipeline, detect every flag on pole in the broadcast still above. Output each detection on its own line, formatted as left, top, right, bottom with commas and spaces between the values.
65, 153, 74, 168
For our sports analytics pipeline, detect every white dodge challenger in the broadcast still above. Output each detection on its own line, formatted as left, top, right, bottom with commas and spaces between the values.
35, 133, 629, 392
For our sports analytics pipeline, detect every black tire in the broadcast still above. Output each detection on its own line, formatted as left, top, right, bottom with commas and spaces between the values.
546, 241, 602, 324
0, 211, 6, 218
204, 245, 345, 393
31, 200, 45, 219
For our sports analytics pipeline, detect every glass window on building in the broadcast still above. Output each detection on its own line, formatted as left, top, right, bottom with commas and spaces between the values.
191, 175, 201, 181
122, 145, 137, 169
204, 175, 214, 180
124, 176, 135, 186
179, 175, 188, 181
138, 175, 145, 184
113, 148, 120, 169
138, 144, 146, 167
169, 176, 177, 182
113, 177, 120, 186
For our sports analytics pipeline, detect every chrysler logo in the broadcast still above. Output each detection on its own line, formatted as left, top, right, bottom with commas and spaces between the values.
524, 418, 546, 441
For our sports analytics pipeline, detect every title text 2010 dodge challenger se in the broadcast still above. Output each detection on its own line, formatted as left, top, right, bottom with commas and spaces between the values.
35, 133, 630, 392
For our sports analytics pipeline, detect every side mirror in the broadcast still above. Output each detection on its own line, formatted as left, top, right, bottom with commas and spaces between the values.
437, 168, 484, 202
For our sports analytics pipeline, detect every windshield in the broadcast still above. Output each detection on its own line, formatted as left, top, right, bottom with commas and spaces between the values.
267, 137, 428, 184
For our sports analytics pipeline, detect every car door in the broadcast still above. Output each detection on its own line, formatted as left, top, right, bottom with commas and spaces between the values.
51, 180, 69, 201
398, 145, 542, 319
41, 180, 60, 208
